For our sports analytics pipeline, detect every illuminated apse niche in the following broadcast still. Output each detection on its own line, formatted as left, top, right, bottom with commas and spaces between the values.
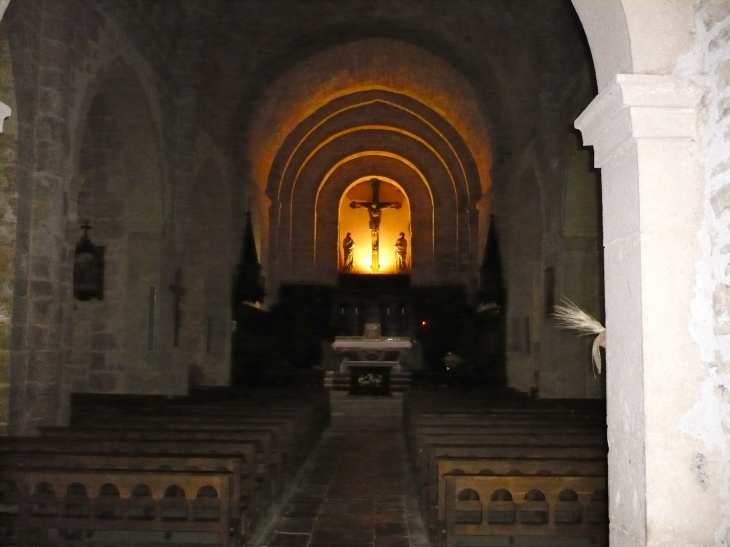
338, 178, 411, 274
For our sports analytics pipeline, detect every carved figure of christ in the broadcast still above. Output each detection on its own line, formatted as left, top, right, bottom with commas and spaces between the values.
349, 178, 402, 272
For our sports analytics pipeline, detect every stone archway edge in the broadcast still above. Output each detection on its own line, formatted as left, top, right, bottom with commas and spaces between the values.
576, 74, 722, 546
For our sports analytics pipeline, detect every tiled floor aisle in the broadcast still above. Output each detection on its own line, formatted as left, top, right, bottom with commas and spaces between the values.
260, 395, 430, 547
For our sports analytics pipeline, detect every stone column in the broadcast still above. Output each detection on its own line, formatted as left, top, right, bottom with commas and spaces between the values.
9, 4, 72, 434
576, 75, 725, 545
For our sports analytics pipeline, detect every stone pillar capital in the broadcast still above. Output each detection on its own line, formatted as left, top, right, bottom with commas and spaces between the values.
575, 74, 703, 168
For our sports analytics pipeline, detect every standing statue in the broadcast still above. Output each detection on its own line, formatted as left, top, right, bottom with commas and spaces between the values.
395, 232, 408, 272
350, 179, 401, 272
342, 232, 355, 271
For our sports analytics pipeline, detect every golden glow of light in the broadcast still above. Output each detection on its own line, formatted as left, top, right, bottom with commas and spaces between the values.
247, 38, 494, 197
289, 125, 458, 209
271, 98, 471, 203
338, 178, 411, 275
313, 152, 434, 263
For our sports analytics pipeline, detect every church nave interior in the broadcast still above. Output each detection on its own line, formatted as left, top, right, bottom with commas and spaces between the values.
0, 0, 728, 546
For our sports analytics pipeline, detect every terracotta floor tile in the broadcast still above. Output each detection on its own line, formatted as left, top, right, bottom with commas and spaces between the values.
315, 513, 374, 531
374, 510, 406, 523
375, 502, 402, 511
289, 493, 327, 505
267, 532, 312, 547
262, 409, 431, 547
282, 503, 322, 519
375, 495, 405, 503
274, 517, 318, 534
298, 485, 330, 497
374, 521, 409, 536
321, 499, 374, 515
309, 543, 373, 547
374, 536, 411, 547
328, 487, 376, 498
311, 528, 375, 544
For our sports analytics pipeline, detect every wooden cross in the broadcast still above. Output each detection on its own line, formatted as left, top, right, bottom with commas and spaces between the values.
169, 267, 186, 347
80, 220, 92, 238
349, 179, 401, 272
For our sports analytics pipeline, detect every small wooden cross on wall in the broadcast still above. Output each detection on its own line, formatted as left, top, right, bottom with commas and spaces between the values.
80, 220, 92, 238
169, 267, 186, 347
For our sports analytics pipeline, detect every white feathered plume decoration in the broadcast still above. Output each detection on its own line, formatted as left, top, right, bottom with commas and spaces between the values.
552, 299, 606, 376
0, 303, 10, 327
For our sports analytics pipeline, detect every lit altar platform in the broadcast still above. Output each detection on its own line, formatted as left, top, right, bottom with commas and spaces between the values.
331, 335, 412, 373
326, 324, 414, 394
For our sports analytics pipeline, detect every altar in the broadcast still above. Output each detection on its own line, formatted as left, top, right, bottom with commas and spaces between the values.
322, 275, 420, 393
331, 323, 413, 374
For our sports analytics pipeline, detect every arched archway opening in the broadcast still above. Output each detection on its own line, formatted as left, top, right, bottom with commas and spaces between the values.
337, 177, 411, 275
249, 39, 490, 294
64, 64, 165, 395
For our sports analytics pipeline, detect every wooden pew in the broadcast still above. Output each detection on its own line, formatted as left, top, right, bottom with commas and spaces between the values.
444, 474, 608, 547
1, 452, 253, 543
50, 421, 293, 478
416, 433, 607, 489
0, 467, 234, 547
71, 399, 327, 468
434, 456, 607, 530
0, 388, 330, 545
0, 436, 267, 529
38, 427, 282, 497
409, 422, 605, 457
73, 414, 307, 470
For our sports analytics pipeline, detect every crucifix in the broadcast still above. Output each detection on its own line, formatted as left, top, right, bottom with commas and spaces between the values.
80, 220, 92, 238
169, 267, 186, 347
349, 178, 401, 272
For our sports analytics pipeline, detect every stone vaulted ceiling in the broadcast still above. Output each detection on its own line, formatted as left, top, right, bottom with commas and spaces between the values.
88, 0, 595, 290
249, 38, 490, 287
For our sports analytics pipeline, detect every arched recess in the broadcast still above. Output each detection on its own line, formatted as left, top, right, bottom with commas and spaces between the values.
283, 131, 460, 278
250, 38, 491, 299
64, 63, 165, 395
0, 21, 18, 433
182, 158, 232, 388
265, 90, 482, 291
337, 178, 411, 275
314, 154, 434, 284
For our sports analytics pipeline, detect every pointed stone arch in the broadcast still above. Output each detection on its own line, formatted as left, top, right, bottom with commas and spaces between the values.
64, 60, 166, 396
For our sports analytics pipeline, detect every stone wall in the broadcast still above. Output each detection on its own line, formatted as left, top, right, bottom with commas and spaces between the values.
3, 0, 237, 434
679, 1, 730, 541
495, 4, 604, 398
